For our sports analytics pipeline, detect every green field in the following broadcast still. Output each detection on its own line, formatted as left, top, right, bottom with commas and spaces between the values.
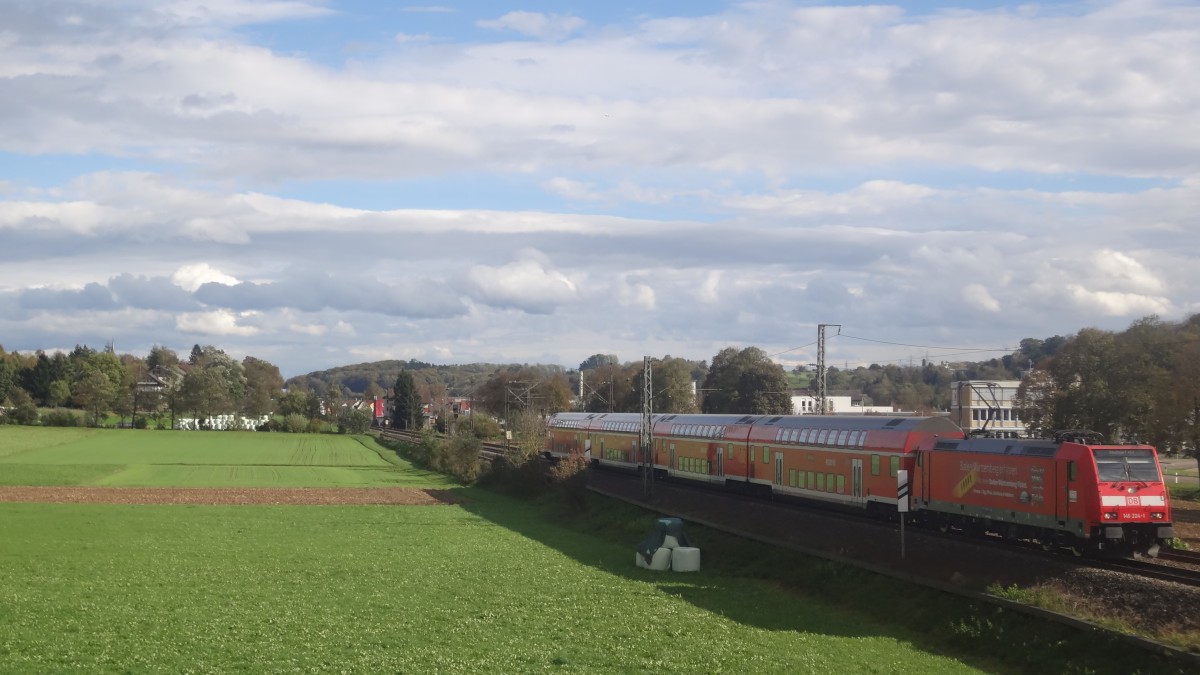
0, 428, 1190, 673
0, 427, 416, 488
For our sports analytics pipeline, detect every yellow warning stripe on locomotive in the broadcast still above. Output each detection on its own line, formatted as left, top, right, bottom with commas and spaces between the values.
953, 470, 978, 498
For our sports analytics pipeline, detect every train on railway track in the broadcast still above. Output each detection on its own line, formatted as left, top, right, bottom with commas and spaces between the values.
546, 412, 1176, 557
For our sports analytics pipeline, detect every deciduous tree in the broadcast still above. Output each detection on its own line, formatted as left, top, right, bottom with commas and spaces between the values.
700, 347, 792, 415
242, 356, 284, 418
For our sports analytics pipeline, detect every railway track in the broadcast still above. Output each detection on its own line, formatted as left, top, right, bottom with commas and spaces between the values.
1090, 556, 1200, 588
1160, 548, 1200, 566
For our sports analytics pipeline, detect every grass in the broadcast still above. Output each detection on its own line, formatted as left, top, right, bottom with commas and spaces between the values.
0, 495, 981, 674
0, 426, 101, 459
0, 427, 426, 488
1168, 485, 1200, 502
0, 427, 388, 467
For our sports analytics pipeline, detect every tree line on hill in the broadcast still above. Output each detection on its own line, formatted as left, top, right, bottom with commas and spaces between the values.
4, 313, 1198, 468
0, 343, 376, 432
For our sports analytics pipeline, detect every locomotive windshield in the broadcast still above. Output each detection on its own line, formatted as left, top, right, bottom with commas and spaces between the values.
1092, 449, 1161, 482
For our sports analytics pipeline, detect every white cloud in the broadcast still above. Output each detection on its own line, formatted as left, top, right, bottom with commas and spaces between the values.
1064, 286, 1173, 317
466, 259, 578, 314
543, 176, 598, 200
172, 264, 241, 292
616, 276, 656, 310
962, 284, 1001, 313
700, 271, 722, 304
176, 310, 260, 336
1088, 250, 1165, 294
477, 12, 586, 40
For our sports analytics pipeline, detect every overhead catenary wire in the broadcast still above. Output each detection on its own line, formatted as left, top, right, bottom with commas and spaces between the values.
769, 331, 1016, 370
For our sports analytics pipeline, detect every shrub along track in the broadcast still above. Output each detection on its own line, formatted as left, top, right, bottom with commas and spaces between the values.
0, 486, 463, 506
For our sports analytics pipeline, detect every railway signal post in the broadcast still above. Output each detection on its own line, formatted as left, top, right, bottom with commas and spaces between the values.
897, 469, 909, 559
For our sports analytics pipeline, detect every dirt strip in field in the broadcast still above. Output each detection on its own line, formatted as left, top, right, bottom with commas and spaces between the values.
0, 486, 463, 506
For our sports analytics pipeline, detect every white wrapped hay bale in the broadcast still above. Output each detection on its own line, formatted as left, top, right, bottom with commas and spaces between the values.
671, 547, 701, 572
648, 547, 672, 571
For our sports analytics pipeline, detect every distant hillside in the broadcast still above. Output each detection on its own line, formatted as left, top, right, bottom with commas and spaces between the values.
286, 359, 567, 398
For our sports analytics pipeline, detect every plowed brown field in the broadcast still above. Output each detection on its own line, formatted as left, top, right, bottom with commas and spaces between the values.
0, 486, 462, 506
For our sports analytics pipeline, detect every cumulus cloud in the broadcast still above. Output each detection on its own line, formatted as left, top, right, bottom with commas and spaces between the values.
172, 264, 241, 292
616, 276, 656, 310
477, 12, 586, 40
1064, 286, 1173, 317
176, 310, 260, 336
962, 284, 1001, 313
466, 259, 578, 314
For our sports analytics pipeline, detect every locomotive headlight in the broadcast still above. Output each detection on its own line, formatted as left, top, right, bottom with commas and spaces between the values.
1151, 512, 1164, 520
1127, 487, 1136, 494
1103, 512, 1118, 520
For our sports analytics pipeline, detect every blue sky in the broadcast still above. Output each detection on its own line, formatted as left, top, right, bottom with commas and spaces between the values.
1, 1, 1198, 378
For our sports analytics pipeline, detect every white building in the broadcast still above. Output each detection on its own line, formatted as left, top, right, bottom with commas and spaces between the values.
790, 391, 895, 416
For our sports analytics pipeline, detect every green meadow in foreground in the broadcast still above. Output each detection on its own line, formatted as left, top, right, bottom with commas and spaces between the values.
0, 495, 981, 674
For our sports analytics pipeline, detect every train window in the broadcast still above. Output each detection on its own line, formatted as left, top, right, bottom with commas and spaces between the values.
890, 456, 900, 477
826, 473, 835, 492
727, 443, 734, 459
762, 446, 770, 464
789, 469, 796, 486
1094, 449, 1161, 482
1068, 461, 1076, 481
807, 471, 815, 489
817, 473, 825, 491
858, 433, 867, 448
817, 430, 829, 445
837, 430, 849, 446
847, 430, 859, 446
871, 455, 880, 476
837, 475, 845, 494
776, 429, 784, 442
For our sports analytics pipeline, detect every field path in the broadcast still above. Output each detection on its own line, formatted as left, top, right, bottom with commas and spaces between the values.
0, 486, 462, 505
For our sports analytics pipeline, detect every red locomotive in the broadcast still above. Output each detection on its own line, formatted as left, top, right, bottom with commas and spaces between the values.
546, 413, 1175, 556
912, 431, 1174, 556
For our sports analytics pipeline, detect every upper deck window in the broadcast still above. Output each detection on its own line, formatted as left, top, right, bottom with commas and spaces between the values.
1093, 449, 1161, 482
